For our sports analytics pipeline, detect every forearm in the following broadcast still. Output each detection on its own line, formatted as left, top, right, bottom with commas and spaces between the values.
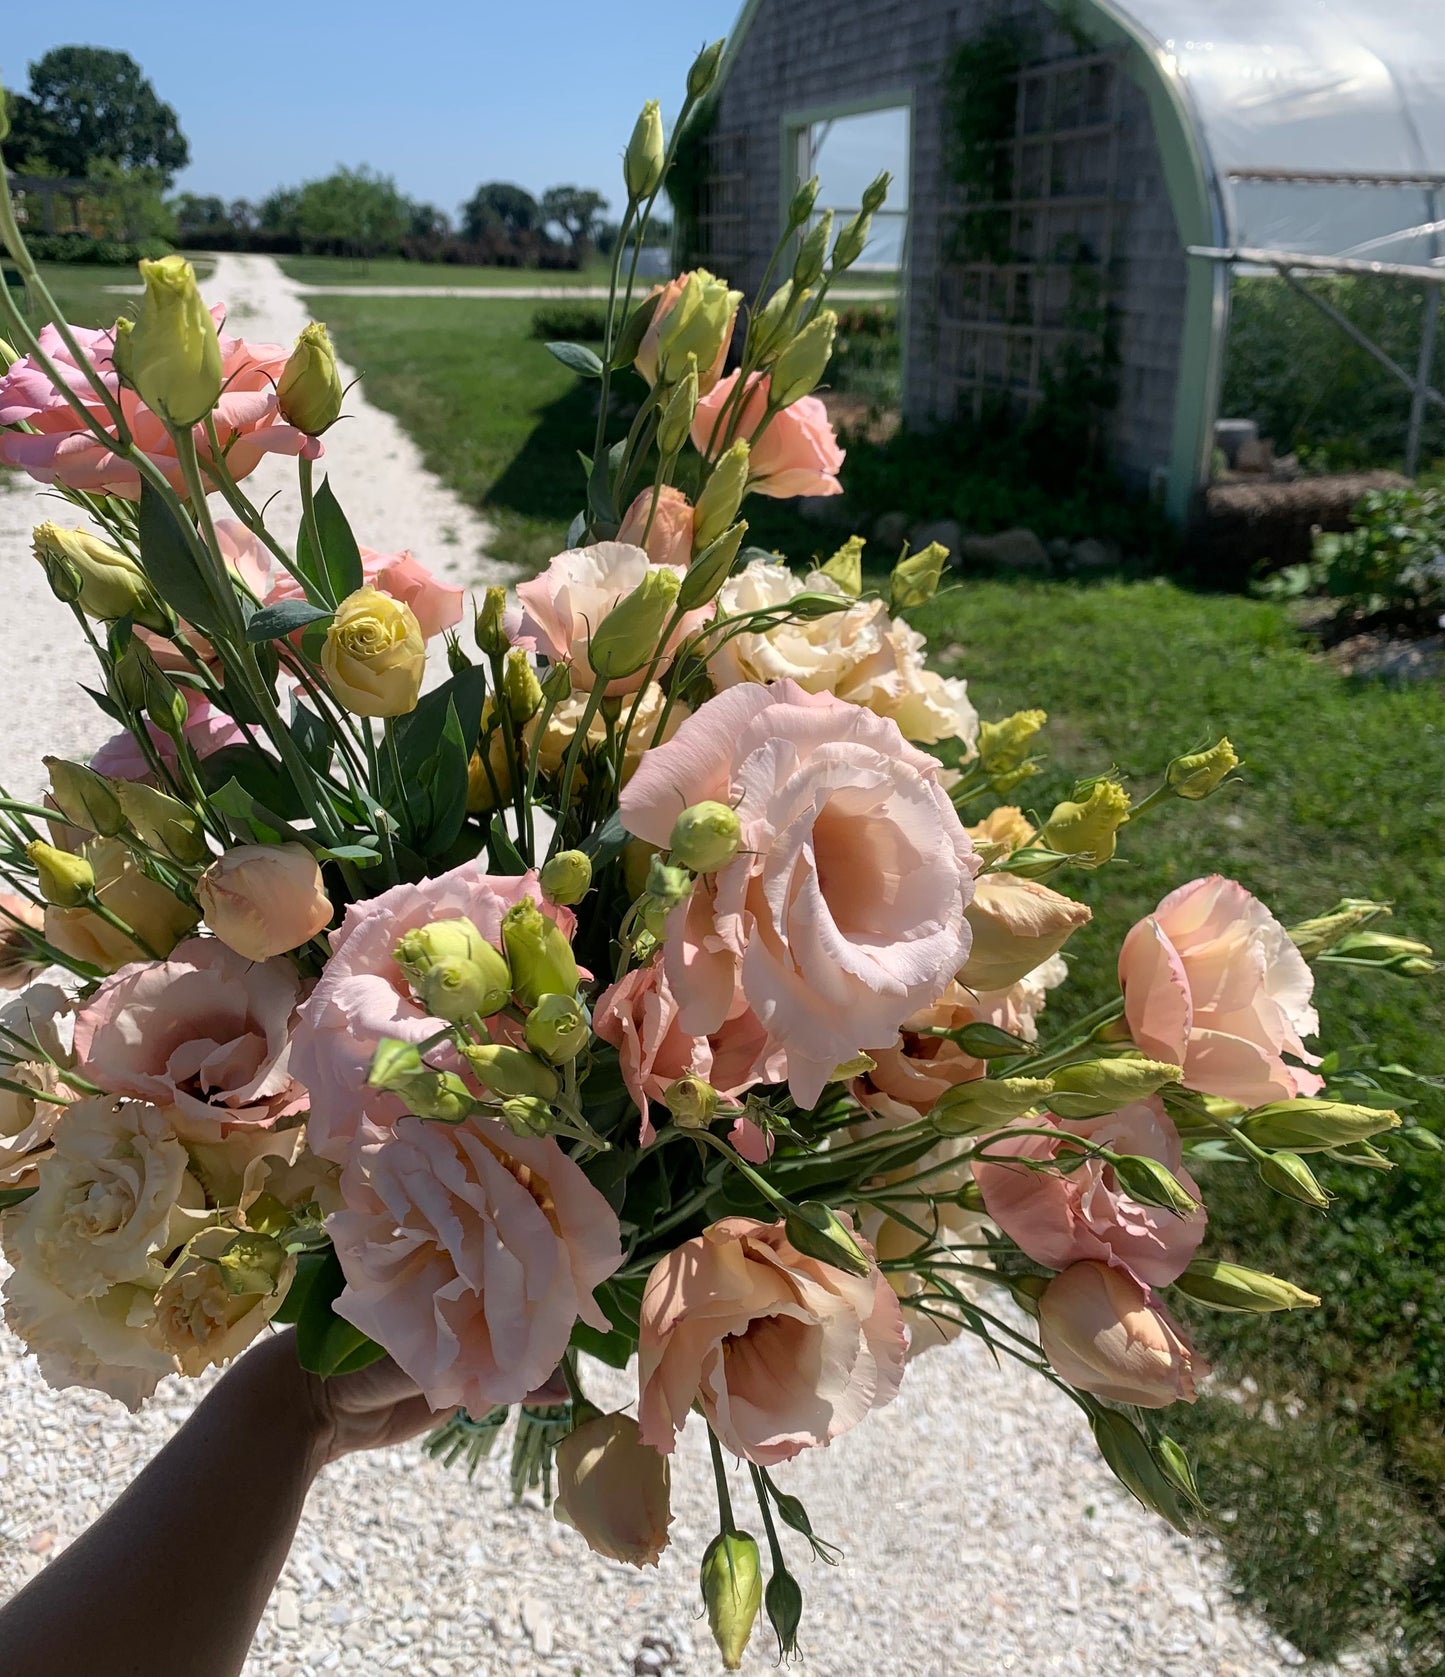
0, 1331, 328, 1677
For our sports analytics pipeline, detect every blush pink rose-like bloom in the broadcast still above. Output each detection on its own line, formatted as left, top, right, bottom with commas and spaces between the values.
638, 1216, 906, 1466
515, 542, 709, 696
1037, 1260, 1208, 1408
290, 862, 575, 1163
973, 1098, 1207, 1289
617, 486, 696, 568
691, 371, 844, 498
328, 1115, 622, 1410
0, 313, 321, 497
634, 272, 737, 395
88, 690, 246, 784
266, 545, 464, 642
592, 956, 785, 1158
1119, 875, 1323, 1108
73, 937, 307, 1137
619, 681, 980, 1108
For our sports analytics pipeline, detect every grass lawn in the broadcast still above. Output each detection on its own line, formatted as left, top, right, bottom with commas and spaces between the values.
7, 258, 217, 335
278, 254, 614, 289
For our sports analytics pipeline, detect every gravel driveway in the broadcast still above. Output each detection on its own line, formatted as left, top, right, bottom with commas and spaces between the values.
0, 256, 1333, 1676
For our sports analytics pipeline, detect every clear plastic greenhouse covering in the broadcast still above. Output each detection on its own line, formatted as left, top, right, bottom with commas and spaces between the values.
1110, 0, 1445, 268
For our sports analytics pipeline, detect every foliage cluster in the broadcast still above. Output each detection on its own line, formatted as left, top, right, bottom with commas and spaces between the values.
1, 46, 187, 185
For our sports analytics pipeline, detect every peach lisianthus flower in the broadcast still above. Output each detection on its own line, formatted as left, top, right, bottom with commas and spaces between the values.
328, 1116, 622, 1411
692, 371, 844, 498
0, 985, 74, 1189
960, 872, 1092, 993
617, 486, 695, 568
619, 680, 980, 1108
554, 1410, 673, 1567
196, 843, 333, 962
1119, 875, 1323, 1107
0, 314, 321, 497
638, 1216, 905, 1466
1038, 1260, 1208, 1407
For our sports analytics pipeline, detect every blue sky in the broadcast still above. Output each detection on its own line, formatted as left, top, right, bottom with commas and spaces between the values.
1, 0, 741, 217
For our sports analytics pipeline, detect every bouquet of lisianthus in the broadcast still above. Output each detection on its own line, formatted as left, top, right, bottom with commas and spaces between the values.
0, 46, 1438, 1667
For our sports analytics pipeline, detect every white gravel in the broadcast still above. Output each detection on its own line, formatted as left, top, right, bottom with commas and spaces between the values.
0, 256, 1339, 1676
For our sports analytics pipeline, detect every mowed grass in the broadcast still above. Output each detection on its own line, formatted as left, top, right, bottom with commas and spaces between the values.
279, 254, 613, 289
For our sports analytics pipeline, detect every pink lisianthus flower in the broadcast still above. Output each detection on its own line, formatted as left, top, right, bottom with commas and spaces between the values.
266, 545, 464, 642
593, 956, 784, 1158
973, 1098, 1207, 1289
691, 371, 844, 498
0, 312, 321, 497
619, 680, 980, 1108
328, 1115, 622, 1411
72, 937, 307, 1138
616, 486, 695, 568
89, 690, 246, 784
290, 862, 577, 1163
1038, 1260, 1208, 1408
1119, 875, 1323, 1108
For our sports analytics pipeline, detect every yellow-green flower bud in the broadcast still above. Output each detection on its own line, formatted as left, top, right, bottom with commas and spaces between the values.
752, 279, 803, 363
44, 756, 126, 838
372, 1048, 478, 1123
587, 566, 682, 683
657, 359, 699, 455
1323, 930, 1440, 976
700, 1530, 763, 1672
113, 638, 188, 740
930, 1076, 1054, 1135
277, 321, 344, 435
110, 315, 135, 387
819, 535, 864, 596
655, 269, 741, 388
539, 849, 592, 907
769, 310, 836, 408
669, 800, 741, 873
1288, 898, 1392, 960
1172, 1258, 1320, 1314
111, 780, 209, 865
524, 992, 589, 1063
783, 1201, 872, 1278
539, 659, 571, 704
216, 1231, 290, 1297
1089, 1410, 1192, 1535
694, 440, 751, 548
32, 523, 170, 633
681, 524, 746, 612
1107, 1154, 1201, 1217
1166, 737, 1239, 801
978, 709, 1047, 776
500, 1095, 554, 1138
504, 648, 542, 722
130, 255, 223, 427
394, 917, 512, 1022
687, 38, 725, 100
461, 1042, 561, 1102
792, 211, 833, 290
861, 171, 892, 215
26, 841, 95, 908
890, 540, 948, 611
501, 896, 580, 1007
1238, 1098, 1401, 1153
830, 210, 872, 272
787, 175, 820, 229
624, 100, 666, 200
1257, 1148, 1331, 1208
990, 763, 1044, 798
1041, 780, 1131, 867
1046, 1057, 1183, 1120
640, 857, 694, 940
0, 337, 19, 372
475, 585, 509, 658
664, 1074, 718, 1128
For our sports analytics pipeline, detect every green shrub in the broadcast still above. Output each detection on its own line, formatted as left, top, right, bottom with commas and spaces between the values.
15, 232, 172, 266
529, 301, 608, 343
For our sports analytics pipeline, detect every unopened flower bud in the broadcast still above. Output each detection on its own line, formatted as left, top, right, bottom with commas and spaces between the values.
540, 849, 592, 907
130, 255, 223, 426
395, 917, 512, 1021
1288, 898, 1392, 960
1108, 1154, 1201, 1218
1041, 780, 1131, 867
830, 209, 872, 272
475, 585, 509, 657
1324, 930, 1440, 976
978, 709, 1047, 776
500, 1095, 554, 1137
819, 535, 863, 595
640, 857, 693, 939
693, 440, 750, 548
657, 359, 699, 455
792, 211, 833, 289
700, 1530, 763, 1672
783, 1201, 872, 1278
367, 1039, 478, 1123
588, 566, 682, 683
112, 780, 209, 865
1173, 1258, 1320, 1314
32, 523, 169, 633
861, 171, 892, 215
787, 174, 820, 229
504, 648, 542, 721
663, 1074, 718, 1128
950, 1021, 1035, 1059
553, 1408, 673, 1567
501, 896, 580, 1007
277, 321, 343, 435
764, 1566, 804, 1661
540, 659, 572, 704
0, 337, 17, 371
931, 1076, 1054, 1134
655, 270, 741, 388
687, 38, 725, 100
44, 757, 126, 837
113, 638, 188, 739
890, 541, 948, 611
524, 992, 589, 1063
26, 841, 95, 908
1239, 1098, 1401, 1153
769, 310, 836, 408
624, 100, 666, 200
1046, 1058, 1183, 1120
669, 800, 741, 873
1257, 1148, 1331, 1208
680, 520, 746, 608
461, 1041, 561, 1102
1166, 737, 1238, 800
1089, 1410, 1192, 1534
215, 1231, 290, 1297
752, 279, 802, 362
110, 315, 135, 386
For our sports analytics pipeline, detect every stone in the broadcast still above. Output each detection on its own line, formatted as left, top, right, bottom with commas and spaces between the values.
1068, 537, 1121, 574
912, 517, 963, 558
872, 508, 911, 550
1047, 536, 1073, 563
275, 1589, 301, 1632
957, 527, 1051, 575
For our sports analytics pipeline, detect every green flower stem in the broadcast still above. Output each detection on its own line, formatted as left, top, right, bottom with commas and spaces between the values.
485, 653, 531, 858
706, 1425, 737, 1534
590, 202, 640, 477
80, 892, 161, 961
296, 456, 335, 609
200, 421, 328, 608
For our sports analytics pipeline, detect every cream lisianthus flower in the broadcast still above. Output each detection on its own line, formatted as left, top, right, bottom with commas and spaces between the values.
524, 682, 689, 786
0, 983, 75, 1188
148, 1227, 296, 1377
323, 586, 426, 717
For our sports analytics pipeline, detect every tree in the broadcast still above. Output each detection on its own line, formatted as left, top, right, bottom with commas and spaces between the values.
409, 201, 451, 240
291, 167, 411, 256
3, 47, 188, 185
461, 182, 539, 241
172, 193, 228, 237
540, 186, 608, 252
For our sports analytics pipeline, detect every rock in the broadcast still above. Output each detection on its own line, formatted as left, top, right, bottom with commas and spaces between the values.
872, 509, 911, 550
1068, 537, 1121, 574
519, 1596, 555, 1656
796, 492, 855, 529
957, 527, 1051, 575
274, 1590, 301, 1632
1046, 537, 1072, 563
911, 518, 963, 559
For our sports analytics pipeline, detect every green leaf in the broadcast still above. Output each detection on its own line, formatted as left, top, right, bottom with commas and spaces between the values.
289, 699, 333, 773
386, 666, 487, 852
138, 479, 219, 633
0, 1184, 38, 1210
569, 1319, 634, 1369
246, 599, 333, 643
206, 775, 303, 846
293, 1245, 383, 1377
580, 808, 629, 868
311, 477, 365, 600
546, 340, 604, 378
487, 815, 527, 874
201, 747, 309, 823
